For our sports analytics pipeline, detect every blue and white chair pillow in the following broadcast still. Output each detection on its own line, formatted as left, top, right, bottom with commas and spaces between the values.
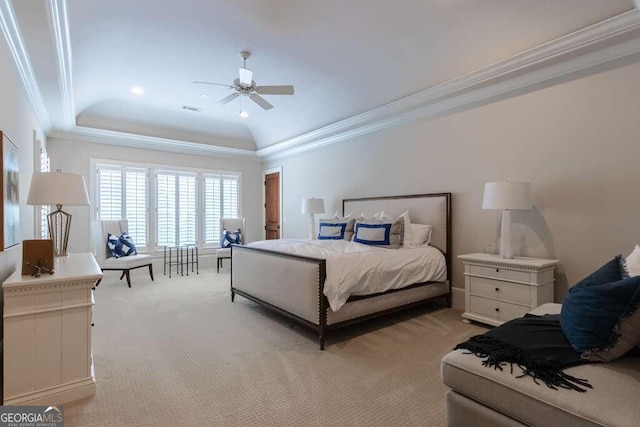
220, 229, 242, 248
106, 232, 138, 258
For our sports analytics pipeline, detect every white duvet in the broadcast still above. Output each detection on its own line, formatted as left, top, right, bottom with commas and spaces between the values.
246, 239, 447, 311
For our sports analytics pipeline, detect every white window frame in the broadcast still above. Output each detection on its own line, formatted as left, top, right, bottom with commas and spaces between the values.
90, 158, 242, 254
34, 136, 50, 239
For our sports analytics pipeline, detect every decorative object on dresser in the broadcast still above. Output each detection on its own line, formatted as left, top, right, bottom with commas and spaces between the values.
3, 253, 102, 405
482, 181, 532, 259
459, 253, 559, 326
1, 131, 20, 250
232, 193, 451, 349
26, 170, 90, 256
301, 197, 325, 240
94, 220, 153, 287
22, 239, 55, 276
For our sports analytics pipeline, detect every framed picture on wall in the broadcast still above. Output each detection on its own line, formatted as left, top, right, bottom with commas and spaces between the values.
1, 131, 20, 250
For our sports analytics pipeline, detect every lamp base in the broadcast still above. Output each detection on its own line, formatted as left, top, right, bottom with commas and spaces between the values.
499, 209, 513, 259
308, 214, 317, 240
47, 204, 72, 256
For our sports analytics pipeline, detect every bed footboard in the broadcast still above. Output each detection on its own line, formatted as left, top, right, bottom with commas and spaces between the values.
231, 245, 328, 347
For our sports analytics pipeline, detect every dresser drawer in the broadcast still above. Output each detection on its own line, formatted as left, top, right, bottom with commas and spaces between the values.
468, 265, 530, 283
469, 276, 530, 306
469, 295, 530, 322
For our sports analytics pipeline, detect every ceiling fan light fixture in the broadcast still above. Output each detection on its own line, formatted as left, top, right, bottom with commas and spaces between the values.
131, 86, 144, 95
239, 110, 249, 118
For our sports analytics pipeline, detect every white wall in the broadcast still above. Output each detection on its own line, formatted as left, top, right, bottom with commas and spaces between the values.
268, 60, 640, 302
47, 138, 264, 253
0, 31, 40, 285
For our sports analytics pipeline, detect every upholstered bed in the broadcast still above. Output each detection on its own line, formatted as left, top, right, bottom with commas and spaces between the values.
231, 193, 452, 349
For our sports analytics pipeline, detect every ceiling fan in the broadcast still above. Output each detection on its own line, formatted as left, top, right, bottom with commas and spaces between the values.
193, 51, 294, 116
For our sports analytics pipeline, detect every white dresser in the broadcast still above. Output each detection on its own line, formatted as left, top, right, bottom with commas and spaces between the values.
458, 253, 559, 326
3, 252, 102, 405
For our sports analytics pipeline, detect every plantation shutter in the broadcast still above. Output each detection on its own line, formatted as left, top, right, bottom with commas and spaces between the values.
178, 174, 197, 245
203, 174, 240, 246
125, 168, 147, 249
39, 145, 50, 239
97, 165, 123, 220
156, 172, 176, 246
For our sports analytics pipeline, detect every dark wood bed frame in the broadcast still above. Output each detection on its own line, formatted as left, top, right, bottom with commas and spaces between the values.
231, 193, 452, 349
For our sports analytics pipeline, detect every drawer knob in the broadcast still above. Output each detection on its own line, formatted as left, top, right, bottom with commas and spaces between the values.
495, 287, 500, 292
495, 268, 500, 272
495, 308, 500, 312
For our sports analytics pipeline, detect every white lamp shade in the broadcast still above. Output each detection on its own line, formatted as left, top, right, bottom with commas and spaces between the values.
301, 198, 325, 214
482, 182, 532, 210
27, 172, 90, 206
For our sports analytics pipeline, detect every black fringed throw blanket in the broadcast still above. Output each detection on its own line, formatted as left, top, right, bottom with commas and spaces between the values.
455, 314, 592, 392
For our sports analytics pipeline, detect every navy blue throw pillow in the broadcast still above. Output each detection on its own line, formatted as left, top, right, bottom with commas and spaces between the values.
561, 268, 640, 362
118, 232, 138, 257
220, 229, 241, 248
106, 232, 138, 258
570, 255, 628, 291
106, 233, 121, 258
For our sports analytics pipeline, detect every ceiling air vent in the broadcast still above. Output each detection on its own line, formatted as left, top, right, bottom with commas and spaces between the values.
182, 105, 203, 112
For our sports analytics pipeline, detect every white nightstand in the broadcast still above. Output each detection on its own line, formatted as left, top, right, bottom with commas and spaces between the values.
458, 253, 559, 326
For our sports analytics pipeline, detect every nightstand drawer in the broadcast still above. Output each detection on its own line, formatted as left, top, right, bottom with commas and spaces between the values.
469, 277, 530, 305
468, 265, 530, 283
469, 296, 530, 322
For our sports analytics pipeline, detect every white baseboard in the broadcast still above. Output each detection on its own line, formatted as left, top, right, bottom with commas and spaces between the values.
451, 287, 465, 311
4, 377, 95, 406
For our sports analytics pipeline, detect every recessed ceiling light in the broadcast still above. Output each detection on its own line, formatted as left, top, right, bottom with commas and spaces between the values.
239, 110, 249, 118
201, 94, 209, 98
131, 86, 144, 95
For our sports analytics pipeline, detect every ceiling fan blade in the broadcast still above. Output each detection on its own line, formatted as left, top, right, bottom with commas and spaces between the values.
255, 85, 294, 95
193, 81, 233, 88
216, 92, 240, 105
249, 93, 274, 110
239, 68, 253, 86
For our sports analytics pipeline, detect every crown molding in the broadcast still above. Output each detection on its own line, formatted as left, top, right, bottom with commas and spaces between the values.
0, 0, 51, 130
258, 10, 640, 160
48, 126, 261, 161
47, 0, 75, 129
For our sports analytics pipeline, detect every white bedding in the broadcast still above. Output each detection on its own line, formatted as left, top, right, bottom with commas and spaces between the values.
246, 239, 447, 311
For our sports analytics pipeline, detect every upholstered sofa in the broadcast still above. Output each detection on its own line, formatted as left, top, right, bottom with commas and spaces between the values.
441, 303, 640, 427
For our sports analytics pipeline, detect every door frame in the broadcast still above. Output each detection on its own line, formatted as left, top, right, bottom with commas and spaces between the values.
263, 166, 283, 239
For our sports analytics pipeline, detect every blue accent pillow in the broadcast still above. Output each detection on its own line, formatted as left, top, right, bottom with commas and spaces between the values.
118, 232, 138, 257
571, 255, 628, 289
220, 229, 242, 248
317, 222, 347, 240
106, 232, 138, 258
560, 256, 640, 362
106, 233, 121, 258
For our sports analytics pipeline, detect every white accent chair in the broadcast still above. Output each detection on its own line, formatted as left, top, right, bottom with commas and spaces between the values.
95, 220, 154, 287
216, 218, 245, 273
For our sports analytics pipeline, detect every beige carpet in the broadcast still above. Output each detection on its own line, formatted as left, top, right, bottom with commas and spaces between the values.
64, 264, 485, 426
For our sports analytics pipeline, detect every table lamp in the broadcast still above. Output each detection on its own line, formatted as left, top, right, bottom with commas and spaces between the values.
301, 198, 325, 240
27, 170, 90, 256
482, 182, 532, 259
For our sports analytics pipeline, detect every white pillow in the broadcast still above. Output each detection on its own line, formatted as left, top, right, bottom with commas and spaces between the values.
626, 245, 640, 277
379, 210, 412, 247
333, 211, 353, 219
410, 224, 432, 247
358, 211, 382, 221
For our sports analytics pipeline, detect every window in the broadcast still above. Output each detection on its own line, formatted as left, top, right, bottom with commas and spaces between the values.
94, 160, 241, 252
37, 141, 50, 239
97, 165, 148, 250
203, 174, 240, 246
156, 172, 196, 246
